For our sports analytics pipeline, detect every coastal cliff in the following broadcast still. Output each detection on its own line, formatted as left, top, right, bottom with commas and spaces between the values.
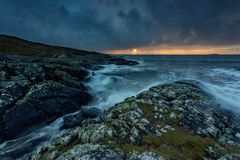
21, 81, 240, 160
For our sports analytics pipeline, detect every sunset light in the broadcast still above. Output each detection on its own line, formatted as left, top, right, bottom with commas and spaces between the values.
132, 49, 138, 54
106, 45, 240, 55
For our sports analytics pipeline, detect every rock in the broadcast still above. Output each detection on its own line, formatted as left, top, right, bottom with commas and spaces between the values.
129, 151, 166, 160
61, 112, 84, 129
218, 154, 240, 160
235, 133, 240, 138
3, 81, 92, 139
0, 37, 140, 158
0, 80, 29, 108
61, 107, 102, 129
82, 107, 102, 118
0, 52, 136, 144
55, 144, 126, 160
9, 81, 240, 159
15, 63, 46, 83
110, 58, 139, 66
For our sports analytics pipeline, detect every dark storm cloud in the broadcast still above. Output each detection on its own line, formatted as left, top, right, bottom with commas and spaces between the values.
0, 0, 240, 51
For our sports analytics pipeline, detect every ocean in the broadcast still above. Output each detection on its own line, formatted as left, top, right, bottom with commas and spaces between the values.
87, 55, 240, 113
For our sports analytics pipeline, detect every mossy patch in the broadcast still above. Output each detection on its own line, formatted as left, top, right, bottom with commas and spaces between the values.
152, 129, 216, 160
109, 129, 216, 160
225, 145, 240, 154
137, 102, 180, 126
137, 102, 156, 123
108, 102, 218, 160
162, 110, 180, 126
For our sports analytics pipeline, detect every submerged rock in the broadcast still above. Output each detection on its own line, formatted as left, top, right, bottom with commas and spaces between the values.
23, 80, 240, 160
61, 107, 102, 129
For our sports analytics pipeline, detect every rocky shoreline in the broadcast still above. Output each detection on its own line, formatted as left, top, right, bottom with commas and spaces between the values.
17, 80, 240, 160
1, 35, 240, 160
0, 52, 137, 143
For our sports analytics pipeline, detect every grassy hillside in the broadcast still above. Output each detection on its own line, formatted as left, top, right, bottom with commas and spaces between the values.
0, 34, 106, 57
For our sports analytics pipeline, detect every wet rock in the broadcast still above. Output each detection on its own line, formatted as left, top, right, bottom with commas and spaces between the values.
82, 107, 102, 118
110, 58, 139, 66
0, 136, 48, 159
3, 81, 92, 139
61, 107, 102, 129
61, 112, 84, 129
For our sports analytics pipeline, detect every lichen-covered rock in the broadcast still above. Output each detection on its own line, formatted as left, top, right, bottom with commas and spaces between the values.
104, 100, 155, 145
21, 81, 240, 160
53, 144, 126, 160
129, 151, 166, 160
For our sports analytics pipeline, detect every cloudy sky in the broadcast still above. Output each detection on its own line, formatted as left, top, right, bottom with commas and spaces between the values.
0, 0, 240, 54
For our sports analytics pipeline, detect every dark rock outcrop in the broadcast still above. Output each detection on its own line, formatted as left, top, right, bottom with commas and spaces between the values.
109, 58, 139, 66
0, 55, 93, 142
3, 81, 91, 139
0, 35, 139, 159
0, 50, 137, 143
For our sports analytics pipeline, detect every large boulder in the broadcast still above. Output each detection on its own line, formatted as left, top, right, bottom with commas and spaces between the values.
2, 81, 92, 139
0, 54, 94, 142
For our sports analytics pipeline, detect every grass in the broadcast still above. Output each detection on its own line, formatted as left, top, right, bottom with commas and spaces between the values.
109, 128, 216, 160
0, 34, 106, 58
137, 102, 180, 126
225, 145, 240, 154
107, 102, 218, 159
137, 102, 156, 123
154, 130, 216, 159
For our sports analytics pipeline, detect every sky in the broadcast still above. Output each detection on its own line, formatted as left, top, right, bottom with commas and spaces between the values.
0, 0, 240, 54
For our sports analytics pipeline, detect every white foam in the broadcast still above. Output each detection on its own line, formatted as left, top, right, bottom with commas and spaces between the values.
209, 68, 240, 81
199, 68, 240, 112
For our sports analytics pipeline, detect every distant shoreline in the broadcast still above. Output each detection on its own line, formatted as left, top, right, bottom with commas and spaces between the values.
113, 53, 240, 56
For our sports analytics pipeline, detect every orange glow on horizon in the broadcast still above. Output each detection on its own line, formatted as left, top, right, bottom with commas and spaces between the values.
132, 49, 138, 54
105, 45, 240, 55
